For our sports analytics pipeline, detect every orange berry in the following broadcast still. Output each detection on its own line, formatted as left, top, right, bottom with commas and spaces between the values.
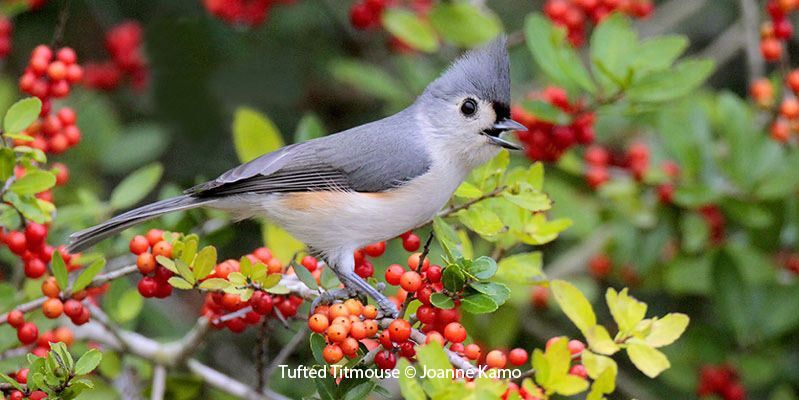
326, 324, 349, 342
362, 305, 377, 319
761, 37, 783, 62
400, 271, 422, 292
152, 241, 172, 258
328, 304, 350, 319
343, 299, 363, 316
781, 98, 799, 119
443, 322, 467, 343
137, 252, 156, 274
425, 331, 445, 345
485, 350, 507, 369
388, 319, 412, 343
750, 78, 774, 106
464, 343, 481, 360
771, 119, 791, 142
322, 344, 344, 364
42, 298, 63, 319
129, 235, 149, 255
308, 313, 329, 333
41, 277, 60, 298
407, 253, 430, 271
266, 258, 283, 274
350, 321, 367, 340
363, 319, 379, 337
340, 337, 360, 357
53, 326, 73, 346
788, 70, 799, 94
331, 316, 352, 332
145, 229, 164, 246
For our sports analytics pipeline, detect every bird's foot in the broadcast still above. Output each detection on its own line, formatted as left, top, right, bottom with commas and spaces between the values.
337, 272, 398, 319
309, 288, 356, 312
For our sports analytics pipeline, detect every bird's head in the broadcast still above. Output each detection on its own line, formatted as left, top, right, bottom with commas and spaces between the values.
418, 36, 525, 167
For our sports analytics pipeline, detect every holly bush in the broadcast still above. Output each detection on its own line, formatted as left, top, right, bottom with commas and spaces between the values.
0, 0, 796, 399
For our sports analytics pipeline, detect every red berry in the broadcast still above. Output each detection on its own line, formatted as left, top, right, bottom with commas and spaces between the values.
300, 255, 317, 271
323, 344, 344, 363
464, 343, 481, 360
508, 348, 529, 366
250, 291, 273, 315
416, 305, 436, 324
569, 364, 588, 378
24, 258, 47, 279
5, 231, 27, 255
15, 368, 29, 384
388, 318, 412, 343
350, 3, 377, 30
374, 350, 396, 369
7, 310, 24, 328
17, 322, 38, 344
129, 235, 150, 255
443, 322, 467, 343
355, 261, 374, 278
137, 276, 158, 298
400, 271, 422, 292
568, 339, 586, 356
24, 223, 47, 246
385, 264, 404, 286
588, 254, 612, 279
761, 37, 783, 61
63, 299, 83, 319
363, 241, 386, 257
402, 234, 421, 252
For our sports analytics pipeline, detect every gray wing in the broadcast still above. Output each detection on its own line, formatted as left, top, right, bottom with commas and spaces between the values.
186, 108, 432, 197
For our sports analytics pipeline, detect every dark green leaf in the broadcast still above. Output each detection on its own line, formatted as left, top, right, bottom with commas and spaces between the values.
442, 265, 465, 292
460, 293, 498, 314
292, 262, 318, 290
320, 266, 340, 289
469, 281, 511, 306
310, 333, 327, 365
4, 97, 41, 134
330, 60, 410, 103
590, 14, 636, 90
631, 35, 688, 72
430, 292, 455, 309
0, 373, 24, 391
525, 14, 595, 93
627, 59, 715, 103
343, 380, 376, 400
0, 148, 14, 181
109, 163, 163, 210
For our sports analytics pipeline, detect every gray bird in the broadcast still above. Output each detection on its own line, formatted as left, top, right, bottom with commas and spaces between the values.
68, 37, 526, 317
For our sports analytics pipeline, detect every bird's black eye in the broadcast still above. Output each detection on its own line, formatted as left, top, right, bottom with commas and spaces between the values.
460, 98, 478, 116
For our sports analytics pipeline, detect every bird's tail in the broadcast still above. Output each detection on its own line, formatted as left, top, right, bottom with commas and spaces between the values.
67, 195, 214, 253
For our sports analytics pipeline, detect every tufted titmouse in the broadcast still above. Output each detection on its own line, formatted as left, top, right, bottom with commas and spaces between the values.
68, 37, 526, 317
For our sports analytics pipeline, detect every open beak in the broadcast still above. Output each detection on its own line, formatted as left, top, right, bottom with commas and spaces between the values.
483, 118, 526, 150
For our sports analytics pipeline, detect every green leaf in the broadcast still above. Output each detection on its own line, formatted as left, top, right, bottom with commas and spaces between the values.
294, 113, 326, 143
10, 170, 56, 195
51, 253, 68, 292
525, 14, 595, 93
631, 35, 689, 72
292, 262, 318, 290
590, 13, 636, 90
4, 191, 50, 223
496, 252, 543, 283
415, 342, 452, 394
192, 246, 217, 281
156, 255, 177, 273
433, 216, 461, 257
382, 8, 439, 53
521, 100, 570, 124
429, 2, 502, 48
342, 381, 376, 400
469, 281, 510, 306
645, 313, 689, 348
309, 333, 326, 365
330, 60, 410, 103
0, 372, 24, 391
553, 375, 589, 396
109, 163, 163, 210
581, 350, 618, 380
430, 292, 455, 309
502, 183, 552, 212
460, 293, 498, 314
550, 280, 596, 332
320, 267, 340, 289
73, 258, 105, 292
4, 97, 41, 134
174, 260, 195, 284
627, 59, 715, 103
115, 289, 143, 323
458, 204, 504, 237
442, 265, 466, 292
397, 358, 425, 400
199, 278, 232, 290
584, 325, 619, 355
168, 277, 194, 290
0, 148, 14, 181
467, 256, 497, 280
454, 182, 482, 199
74, 349, 103, 375
262, 223, 303, 264
605, 287, 647, 335
232, 107, 284, 163
626, 340, 670, 378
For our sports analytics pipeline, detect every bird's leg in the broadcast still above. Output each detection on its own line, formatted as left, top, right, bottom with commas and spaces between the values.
325, 251, 398, 319
310, 288, 352, 313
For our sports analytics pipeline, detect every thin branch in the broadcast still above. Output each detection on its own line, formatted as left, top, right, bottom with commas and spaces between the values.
186, 359, 291, 400
255, 319, 269, 391
738, 0, 765, 82
697, 22, 745, 71
50, 0, 72, 48
150, 365, 166, 400
263, 326, 308, 381
438, 186, 506, 217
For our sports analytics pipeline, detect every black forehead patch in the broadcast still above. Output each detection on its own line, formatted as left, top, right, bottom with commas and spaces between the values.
492, 102, 510, 121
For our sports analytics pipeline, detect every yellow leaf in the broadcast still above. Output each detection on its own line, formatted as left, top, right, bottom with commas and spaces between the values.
454, 182, 483, 199
645, 313, 690, 348
581, 350, 617, 380
551, 280, 596, 332
553, 374, 589, 396
262, 222, 304, 264
606, 287, 647, 335
626, 340, 670, 378
232, 107, 284, 163
584, 325, 619, 355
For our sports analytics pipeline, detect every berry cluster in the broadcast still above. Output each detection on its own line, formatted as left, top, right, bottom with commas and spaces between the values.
348, 0, 432, 52
1, 223, 75, 279
699, 205, 726, 246
203, 0, 297, 28
543, 0, 653, 47
309, 300, 381, 364
760, 1, 795, 62
40, 276, 93, 325
6, 368, 48, 400
697, 364, 746, 400
0, 17, 12, 59
204, 290, 301, 333
17, 107, 81, 154
353, 230, 421, 279
130, 229, 176, 298
750, 73, 799, 143
582, 142, 650, 189
513, 87, 596, 162
84, 21, 148, 91
19, 45, 83, 114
